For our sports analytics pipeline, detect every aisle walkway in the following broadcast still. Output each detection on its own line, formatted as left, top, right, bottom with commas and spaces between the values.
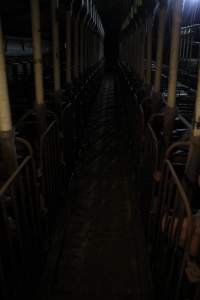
48, 74, 153, 300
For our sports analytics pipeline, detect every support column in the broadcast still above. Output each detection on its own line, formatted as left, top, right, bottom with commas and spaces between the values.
52, 0, 61, 93
66, 10, 72, 85
31, 0, 44, 107
0, 18, 17, 178
154, 2, 166, 94
164, 0, 183, 147
146, 15, 153, 87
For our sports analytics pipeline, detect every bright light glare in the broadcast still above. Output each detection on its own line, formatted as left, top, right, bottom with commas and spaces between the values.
183, 0, 199, 8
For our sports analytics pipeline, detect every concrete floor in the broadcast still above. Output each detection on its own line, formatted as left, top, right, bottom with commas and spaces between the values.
42, 74, 153, 300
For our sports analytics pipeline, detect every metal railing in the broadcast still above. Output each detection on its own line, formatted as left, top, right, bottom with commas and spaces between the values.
61, 102, 75, 181
152, 160, 193, 300
0, 138, 42, 300
139, 123, 158, 229
39, 117, 63, 234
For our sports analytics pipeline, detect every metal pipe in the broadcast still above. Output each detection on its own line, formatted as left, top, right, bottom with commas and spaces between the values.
180, 36, 183, 58
164, 0, 183, 147
140, 23, 146, 81
166, 0, 182, 109
0, 18, 17, 177
52, 0, 61, 93
84, 25, 88, 74
185, 33, 190, 61
146, 15, 153, 86
132, 31, 136, 70
154, 2, 166, 94
189, 35, 193, 60
73, 16, 80, 80
66, 10, 72, 84
30, 0, 44, 106
0, 18, 12, 132
182, 34, 186, 60
80, 21, 84, 76
193, 65, 200, 137
135, 26, 141, 75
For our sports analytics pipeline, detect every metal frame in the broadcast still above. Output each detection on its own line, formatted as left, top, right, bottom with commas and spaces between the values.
0, 138, 42, 299
39, 117, 62, 233
152, 159, 193, 300
140, 123, 159, 228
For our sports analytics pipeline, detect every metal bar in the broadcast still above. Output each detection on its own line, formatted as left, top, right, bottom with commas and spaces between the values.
30, 0, 44, 106
146, 15, 153, 86
167, 0, 183, 109
154, 2, 167, 94
0, 17, 12, 132
52, 0, 61, 93
66, 10, 72, 84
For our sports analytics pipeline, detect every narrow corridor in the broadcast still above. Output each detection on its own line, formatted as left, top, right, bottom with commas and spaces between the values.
45, 75, 153, 300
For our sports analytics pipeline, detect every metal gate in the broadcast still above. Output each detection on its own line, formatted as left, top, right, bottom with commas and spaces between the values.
152, 160, 193, 300
0, 138, 42, 300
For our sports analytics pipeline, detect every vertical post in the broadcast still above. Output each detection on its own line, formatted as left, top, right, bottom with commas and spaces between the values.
185, 64, 200, 183
182, 32, 186, 60
185, 31, 190, 62
140, 23, 146, 81
164, 0, 183, 147
91, 30, 94, 68
146, 15, 153, 87
30, 0, 44, 107
180, 35, 182, 58
52, 0, 61, 93
85, 23, 88, 72
66, 10, 72, 85
129, 32, 133, 67
88, 28, 91, 70
154, 1, 166, 94
132, 30, 137, 71
135, 25, 141, 75
189, 32, 193, 60
73, 15, 80, 81
0, 18, 17, 178
80, 21, 85, 78
84, 25, 88, 75
90, 29, 93, 69
128, 31, 132, 65
193, 68, 200, 138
